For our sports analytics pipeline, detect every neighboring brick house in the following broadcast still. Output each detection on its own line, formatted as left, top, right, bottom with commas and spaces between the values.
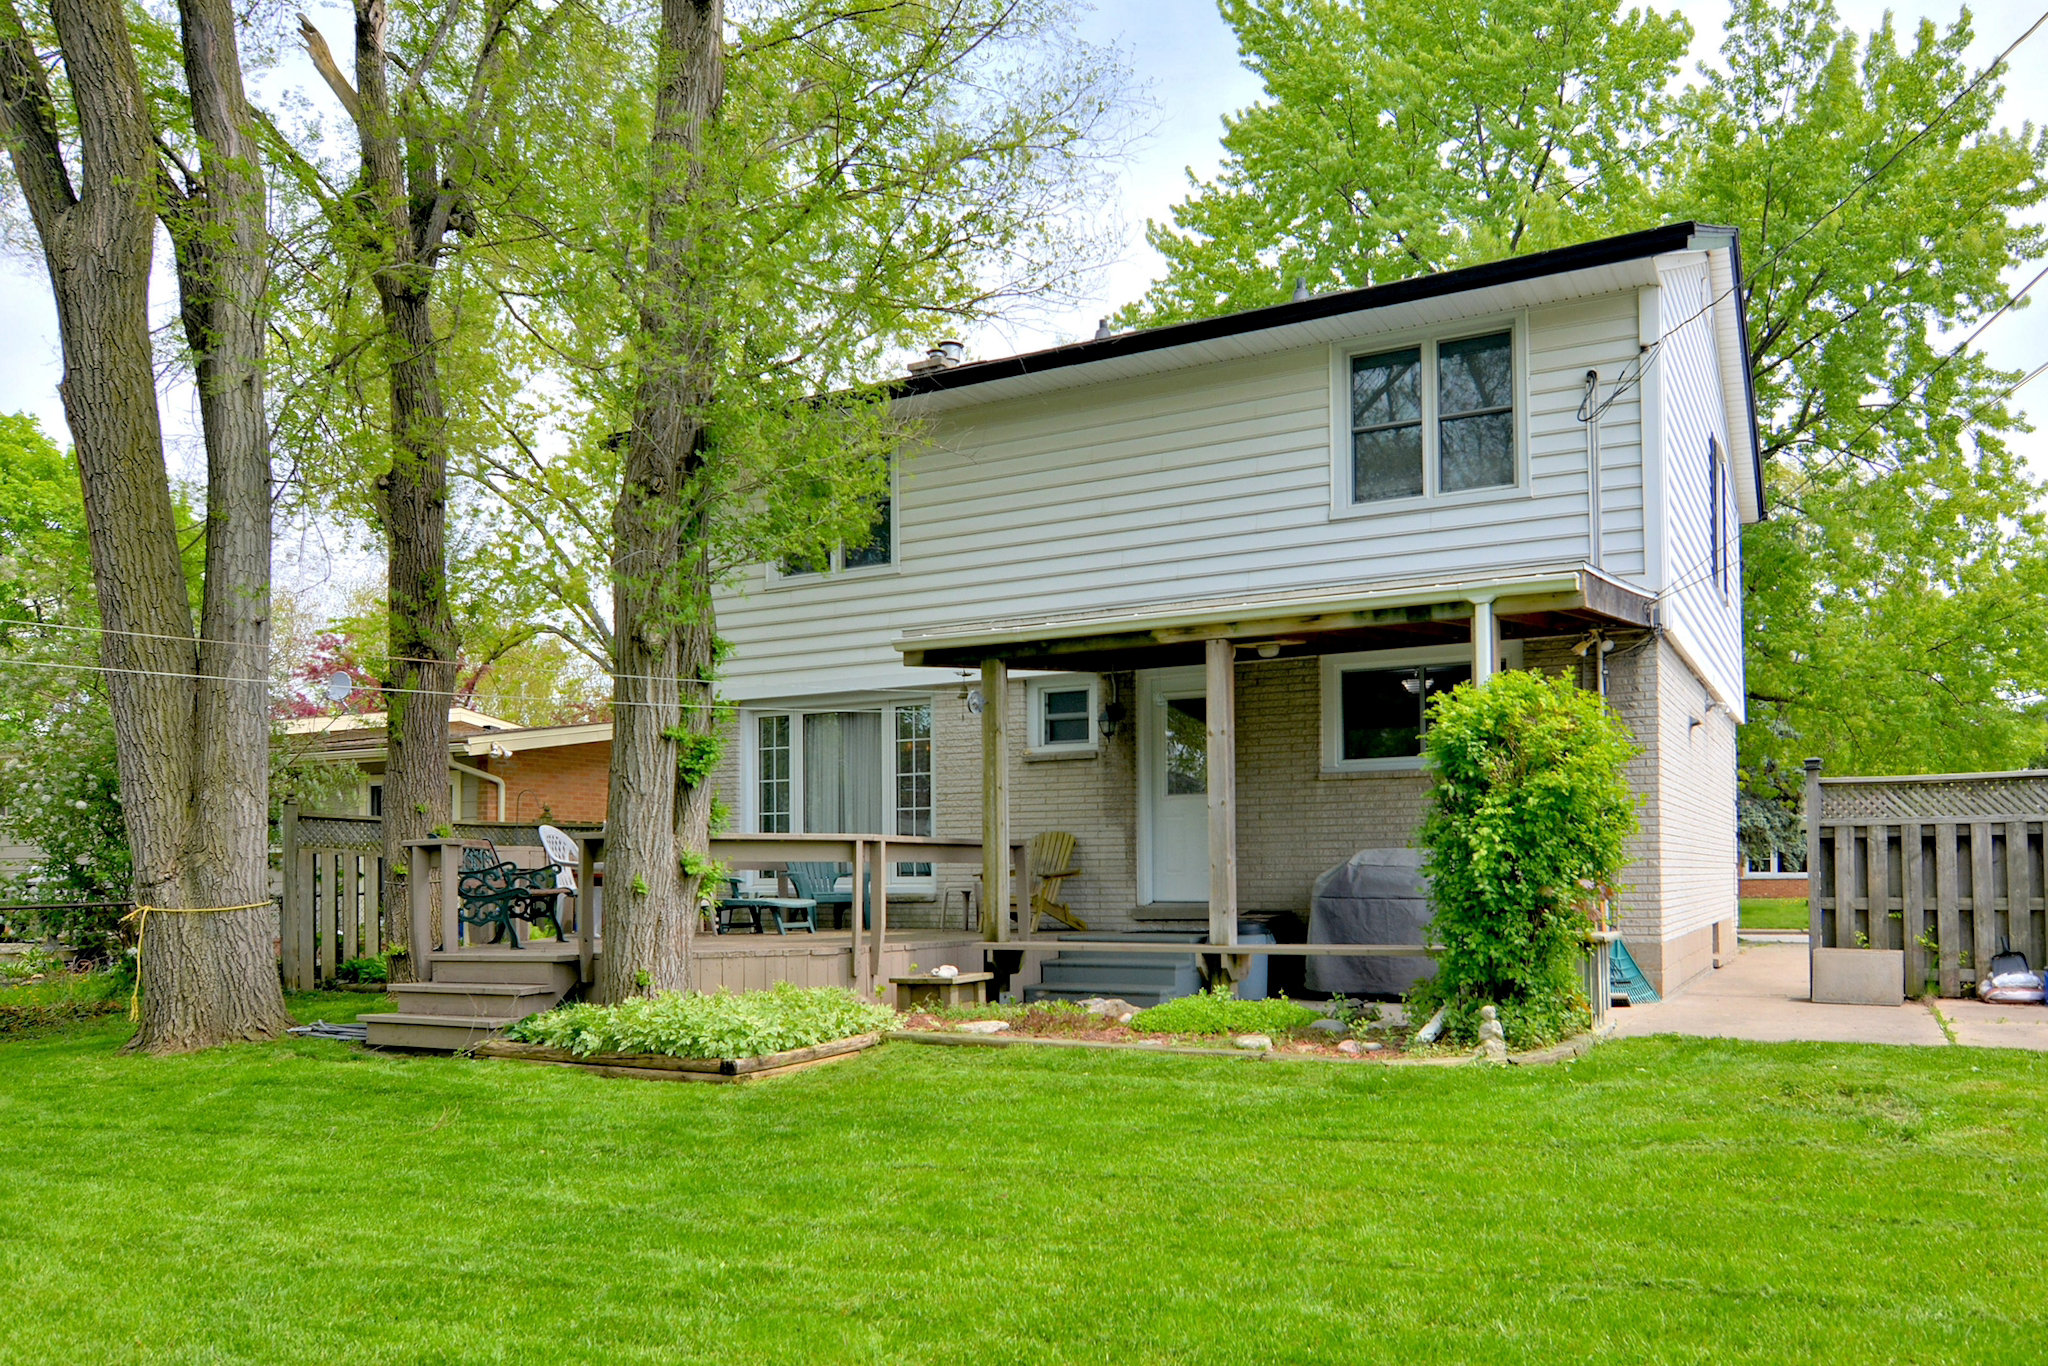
284, 709, 612, 825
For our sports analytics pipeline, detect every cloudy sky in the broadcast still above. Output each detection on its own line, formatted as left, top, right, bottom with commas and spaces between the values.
4, 0, 2046, 473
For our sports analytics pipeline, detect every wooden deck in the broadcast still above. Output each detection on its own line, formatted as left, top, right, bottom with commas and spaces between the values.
687, 929, 985, 993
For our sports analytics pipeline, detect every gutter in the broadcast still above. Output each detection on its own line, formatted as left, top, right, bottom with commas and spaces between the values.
448, 759, 509, 822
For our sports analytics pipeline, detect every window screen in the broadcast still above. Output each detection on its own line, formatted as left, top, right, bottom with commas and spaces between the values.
1350, 347, 1424, 502
1041, 687, 1091, 746
1437, 332, 1513, 492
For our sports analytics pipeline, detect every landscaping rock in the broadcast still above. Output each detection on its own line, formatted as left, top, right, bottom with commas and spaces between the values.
1117, 1012, 1134, 1024
1077, 996, 1139, 1017
1363, 1040, 1383, 1053
1233, 1034, 1273, 1051
1336, 1039, 1363, 1056
1308, 1018, 1349, 1034
957, 1020, 1010, 1035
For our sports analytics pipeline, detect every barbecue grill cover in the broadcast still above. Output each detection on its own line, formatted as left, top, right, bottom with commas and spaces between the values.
1304, 848, 1436, 997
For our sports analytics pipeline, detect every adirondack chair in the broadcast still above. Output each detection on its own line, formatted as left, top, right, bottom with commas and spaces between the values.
973, 832, 1087, 933
713, 878, 818, 935
784, 862, 872, 930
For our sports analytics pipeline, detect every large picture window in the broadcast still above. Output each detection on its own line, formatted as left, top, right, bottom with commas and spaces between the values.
747, 702, 934, 884
1343, 327, 1518, 506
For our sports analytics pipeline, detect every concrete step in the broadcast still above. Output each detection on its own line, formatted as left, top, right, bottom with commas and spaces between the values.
362, 1012, 514, 1051
1038, 961, 1196, 989
388, 981, 561, 1020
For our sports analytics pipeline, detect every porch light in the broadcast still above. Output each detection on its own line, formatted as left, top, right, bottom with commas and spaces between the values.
966, 688, 985, 716
1400, 674, 1424, 696
1097, 701, 1126, 738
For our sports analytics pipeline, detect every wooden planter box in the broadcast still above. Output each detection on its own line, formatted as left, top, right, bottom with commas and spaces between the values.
472, 1031, 882, 1083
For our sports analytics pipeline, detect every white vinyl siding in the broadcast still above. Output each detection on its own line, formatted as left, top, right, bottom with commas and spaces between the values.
1654, 255, 1745, 713
715, 290, 1655, 701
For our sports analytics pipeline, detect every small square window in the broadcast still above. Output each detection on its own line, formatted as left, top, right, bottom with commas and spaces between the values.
1029, 678, 1098, 752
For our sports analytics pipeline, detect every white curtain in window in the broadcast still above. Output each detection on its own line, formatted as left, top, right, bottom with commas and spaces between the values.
803, 711, 883, 834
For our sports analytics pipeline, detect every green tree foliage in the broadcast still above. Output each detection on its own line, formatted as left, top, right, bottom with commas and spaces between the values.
1410, 671, 1638, 1048
1127, 0, 2048, 789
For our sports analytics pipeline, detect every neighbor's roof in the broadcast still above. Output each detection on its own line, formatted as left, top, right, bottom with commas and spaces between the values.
895, 220, 1765, 521
276, 707, 520, 738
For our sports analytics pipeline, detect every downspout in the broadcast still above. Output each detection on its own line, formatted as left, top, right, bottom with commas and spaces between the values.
449, 758, 508, 823
1581, 369, 1603, 570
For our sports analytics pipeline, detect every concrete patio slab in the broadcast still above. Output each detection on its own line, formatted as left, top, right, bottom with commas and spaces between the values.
1940, 998, 2048, 1052
1609, 943, 1947, 1047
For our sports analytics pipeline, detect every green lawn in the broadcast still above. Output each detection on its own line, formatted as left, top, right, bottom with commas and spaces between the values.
3, 991, 2045, 1362
1741, 896, 1811, 930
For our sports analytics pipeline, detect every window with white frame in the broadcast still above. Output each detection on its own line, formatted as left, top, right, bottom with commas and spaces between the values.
779, 466, 893, 577
746, 702, 934, 884
1027, 676, 1098, 753
1320, 645, 1517, 771
1344, 328, 1517, 506
1746, 847, 1808, 875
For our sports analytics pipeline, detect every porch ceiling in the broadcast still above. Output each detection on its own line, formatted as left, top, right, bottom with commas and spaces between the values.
894, 565, 1653, 672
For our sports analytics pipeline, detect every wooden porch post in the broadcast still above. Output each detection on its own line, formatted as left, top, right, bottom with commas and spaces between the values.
1470, 596, 1499, 683
1205, 638, 1238, 951
851, 839, 868, 996
981, 659, 1010, 942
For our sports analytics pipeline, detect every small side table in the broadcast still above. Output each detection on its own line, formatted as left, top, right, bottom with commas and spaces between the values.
891, 971, 994, 1011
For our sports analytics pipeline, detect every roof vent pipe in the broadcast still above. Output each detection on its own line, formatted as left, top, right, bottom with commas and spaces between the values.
1094, 318, 1112, 340
1292, 277, 1309, 302
936, 338, 965, 366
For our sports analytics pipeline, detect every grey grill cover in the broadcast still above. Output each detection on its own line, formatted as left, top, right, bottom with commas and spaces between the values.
1305, 848, 1436, 997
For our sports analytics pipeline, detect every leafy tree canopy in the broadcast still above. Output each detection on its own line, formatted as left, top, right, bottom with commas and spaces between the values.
1124, 0, 2048, 794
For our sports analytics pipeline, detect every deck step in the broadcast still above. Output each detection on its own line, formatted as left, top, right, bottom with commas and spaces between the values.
429, 954, 579, 989
388, 981, 560, 1020
1023, 940, 1204, 1009
362, 1012, 520, 1051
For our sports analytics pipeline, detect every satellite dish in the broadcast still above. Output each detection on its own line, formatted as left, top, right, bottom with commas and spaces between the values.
323, 672, 355, 703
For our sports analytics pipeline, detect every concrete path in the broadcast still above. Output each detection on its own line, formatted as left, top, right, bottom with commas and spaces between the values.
1609, 942, 2048, 1050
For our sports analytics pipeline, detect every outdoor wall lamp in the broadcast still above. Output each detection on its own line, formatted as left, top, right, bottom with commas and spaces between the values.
1097, 701, 1127, 738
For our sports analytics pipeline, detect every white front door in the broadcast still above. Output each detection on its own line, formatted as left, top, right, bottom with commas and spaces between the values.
1140, 668, 1210, 904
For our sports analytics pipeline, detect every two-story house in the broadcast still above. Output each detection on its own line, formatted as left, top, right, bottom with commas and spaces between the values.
702, 222, 1761, 997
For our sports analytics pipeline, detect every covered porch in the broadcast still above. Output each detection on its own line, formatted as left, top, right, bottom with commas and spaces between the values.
895, 565, 1655, 966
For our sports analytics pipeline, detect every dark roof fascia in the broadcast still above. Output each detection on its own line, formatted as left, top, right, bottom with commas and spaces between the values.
894, 221, 1708, 401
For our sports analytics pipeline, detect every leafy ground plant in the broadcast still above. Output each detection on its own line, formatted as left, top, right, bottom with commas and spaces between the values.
505, 982, 895, 1059
1126, 989, 1319, 1037
0, 967, 126, 1038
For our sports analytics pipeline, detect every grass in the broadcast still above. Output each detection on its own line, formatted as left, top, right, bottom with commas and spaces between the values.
3, 994, 2047, 1362
1741, 896, 1810, 931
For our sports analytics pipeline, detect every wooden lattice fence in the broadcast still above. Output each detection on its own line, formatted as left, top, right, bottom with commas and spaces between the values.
1805, 762, 2048, 997
278, 808, 589, 989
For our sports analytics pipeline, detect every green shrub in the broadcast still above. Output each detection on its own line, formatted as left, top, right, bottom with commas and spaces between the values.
333, 954, 389, 985
1127, 989, 1318, 1037
1408, 669, 1637, 1050
505, 982, 896, 1059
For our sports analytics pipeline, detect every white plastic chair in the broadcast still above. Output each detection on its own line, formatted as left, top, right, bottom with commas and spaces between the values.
537, 824, 581, 894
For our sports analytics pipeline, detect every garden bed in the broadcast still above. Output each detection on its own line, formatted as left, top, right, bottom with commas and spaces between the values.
472, 1032, 882, 1083
894, 993, 1414, 1060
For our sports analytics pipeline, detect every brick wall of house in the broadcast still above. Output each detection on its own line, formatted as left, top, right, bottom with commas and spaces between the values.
474, 742, 612, 824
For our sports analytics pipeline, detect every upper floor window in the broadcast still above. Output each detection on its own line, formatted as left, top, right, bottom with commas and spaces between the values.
1344, 328, 1517, 506
779, 472, 892, 577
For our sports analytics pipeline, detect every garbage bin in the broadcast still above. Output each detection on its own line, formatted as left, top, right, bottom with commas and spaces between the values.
1235, 918, 1275, 1000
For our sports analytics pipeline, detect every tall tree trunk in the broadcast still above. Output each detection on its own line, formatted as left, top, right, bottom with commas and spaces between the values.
144, 0, 293, 1048
595, 0, 724, 1003
350, 0, 457, 981
0, 0, 288, 1050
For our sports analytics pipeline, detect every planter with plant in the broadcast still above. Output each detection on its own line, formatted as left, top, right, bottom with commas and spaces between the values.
1406, 669, 1639, 1051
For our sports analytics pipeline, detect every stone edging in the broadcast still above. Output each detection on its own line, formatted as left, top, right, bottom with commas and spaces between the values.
889, 1028, 1602, 1067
